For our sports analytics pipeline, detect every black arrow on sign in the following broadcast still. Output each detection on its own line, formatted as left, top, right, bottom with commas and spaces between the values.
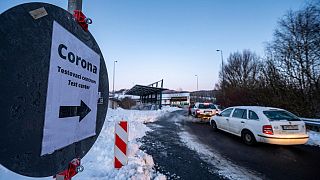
59, 100, 91, 122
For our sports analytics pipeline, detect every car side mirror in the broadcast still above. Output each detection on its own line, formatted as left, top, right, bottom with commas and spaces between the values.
216, 113, 222, 116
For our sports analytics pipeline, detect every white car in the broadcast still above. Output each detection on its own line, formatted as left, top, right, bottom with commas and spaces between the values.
191, 103, 220, 120
210, 106, 309, 145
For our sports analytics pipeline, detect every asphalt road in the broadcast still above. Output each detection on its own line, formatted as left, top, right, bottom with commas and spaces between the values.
140, 110, 320, 180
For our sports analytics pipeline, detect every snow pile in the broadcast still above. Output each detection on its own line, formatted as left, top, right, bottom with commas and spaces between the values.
306, 131, 320, 147
75, 108, 168, 180
160, 105, 180, 113
1, 108, 174, 180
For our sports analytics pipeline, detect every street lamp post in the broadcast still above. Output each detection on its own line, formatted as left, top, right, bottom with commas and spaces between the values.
195, 75, 198, 91
216, 49, 224, 83
216, 49, 225, 103
113, 60, 117, 96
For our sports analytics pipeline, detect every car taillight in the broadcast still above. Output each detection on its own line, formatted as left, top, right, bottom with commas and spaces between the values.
263, 125, 273, 135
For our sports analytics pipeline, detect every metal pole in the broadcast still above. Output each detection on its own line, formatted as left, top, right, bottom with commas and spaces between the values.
197, 76, 198, 91
68, 0, 83, 13
195, 75, 198, 91
220, 50, 224, 83
216, 50, 224, 82
113, 60, 117, 96
216, 49, 225, 103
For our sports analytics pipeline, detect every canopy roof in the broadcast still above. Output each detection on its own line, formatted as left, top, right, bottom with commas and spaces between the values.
125, 85, 166, 96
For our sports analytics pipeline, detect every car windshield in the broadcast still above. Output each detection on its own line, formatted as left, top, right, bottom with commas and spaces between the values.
263, 110, 300, 121
198, 104, 216, 109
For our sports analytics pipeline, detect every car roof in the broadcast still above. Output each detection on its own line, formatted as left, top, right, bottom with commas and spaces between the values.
226, 106, 285, 112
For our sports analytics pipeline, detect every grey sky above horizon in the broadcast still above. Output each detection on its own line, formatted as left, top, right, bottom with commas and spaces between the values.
1, 0, 306, 91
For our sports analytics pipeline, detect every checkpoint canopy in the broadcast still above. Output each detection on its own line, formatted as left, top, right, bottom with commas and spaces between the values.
0, 2, 109, 177
126, 80, 166, 109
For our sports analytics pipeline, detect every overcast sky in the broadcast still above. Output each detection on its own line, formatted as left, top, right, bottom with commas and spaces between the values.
0, 0, 305, 91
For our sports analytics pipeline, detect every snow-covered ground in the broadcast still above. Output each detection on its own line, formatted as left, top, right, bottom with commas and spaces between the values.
301, 118, 320, 147
1, 107, 319, 180
0, 107, 179, 180
306, 130, 320, 147
74, 107, 178, 180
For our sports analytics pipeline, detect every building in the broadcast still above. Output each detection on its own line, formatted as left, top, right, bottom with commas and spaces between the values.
190, 90, 216, 104
161, 90, 190, 107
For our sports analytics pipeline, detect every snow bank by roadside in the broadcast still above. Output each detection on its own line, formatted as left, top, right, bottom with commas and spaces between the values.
1, 107, 177, 180
74, 108, 170, 180
306, 131, 320, 147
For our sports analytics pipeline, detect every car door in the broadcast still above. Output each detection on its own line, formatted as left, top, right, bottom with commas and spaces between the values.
247, 110, 260, 134
216, 108, 234, 131
228, 108, 247, 135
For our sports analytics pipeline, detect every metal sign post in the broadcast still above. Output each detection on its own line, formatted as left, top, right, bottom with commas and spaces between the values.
68, 0, 82, 13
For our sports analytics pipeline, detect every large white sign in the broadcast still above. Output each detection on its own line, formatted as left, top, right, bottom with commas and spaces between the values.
41, 21, 100, 155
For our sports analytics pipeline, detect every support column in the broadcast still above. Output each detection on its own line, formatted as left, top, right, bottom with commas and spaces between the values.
159, 92, 162, 109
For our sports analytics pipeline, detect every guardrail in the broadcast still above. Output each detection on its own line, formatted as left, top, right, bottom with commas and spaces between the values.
301, 118, 320, 132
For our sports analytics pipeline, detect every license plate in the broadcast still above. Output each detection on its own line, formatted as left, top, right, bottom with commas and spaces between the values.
282, 125, 298, 130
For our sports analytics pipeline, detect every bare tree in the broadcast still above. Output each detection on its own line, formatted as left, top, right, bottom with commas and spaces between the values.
222, 50, 261, 88
216, 50, 262, 106
267, 3, 320, 116
215, 3, 320, 117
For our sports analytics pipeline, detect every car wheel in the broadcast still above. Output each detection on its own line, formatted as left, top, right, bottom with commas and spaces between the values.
242, 130, 256, 145
211, 121, 218, 131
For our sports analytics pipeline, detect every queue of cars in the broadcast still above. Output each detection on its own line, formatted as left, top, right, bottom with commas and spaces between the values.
190, 103, 309, 145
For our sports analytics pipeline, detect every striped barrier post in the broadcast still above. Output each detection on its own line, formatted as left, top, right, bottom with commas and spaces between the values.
114, 121, 128, 169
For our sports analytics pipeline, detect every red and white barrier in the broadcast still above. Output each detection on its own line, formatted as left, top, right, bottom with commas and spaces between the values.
114, 121, 128, 169
54, 158, 83, 180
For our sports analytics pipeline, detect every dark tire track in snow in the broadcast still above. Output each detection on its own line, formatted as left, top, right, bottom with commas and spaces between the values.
140, 111, 224, 180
